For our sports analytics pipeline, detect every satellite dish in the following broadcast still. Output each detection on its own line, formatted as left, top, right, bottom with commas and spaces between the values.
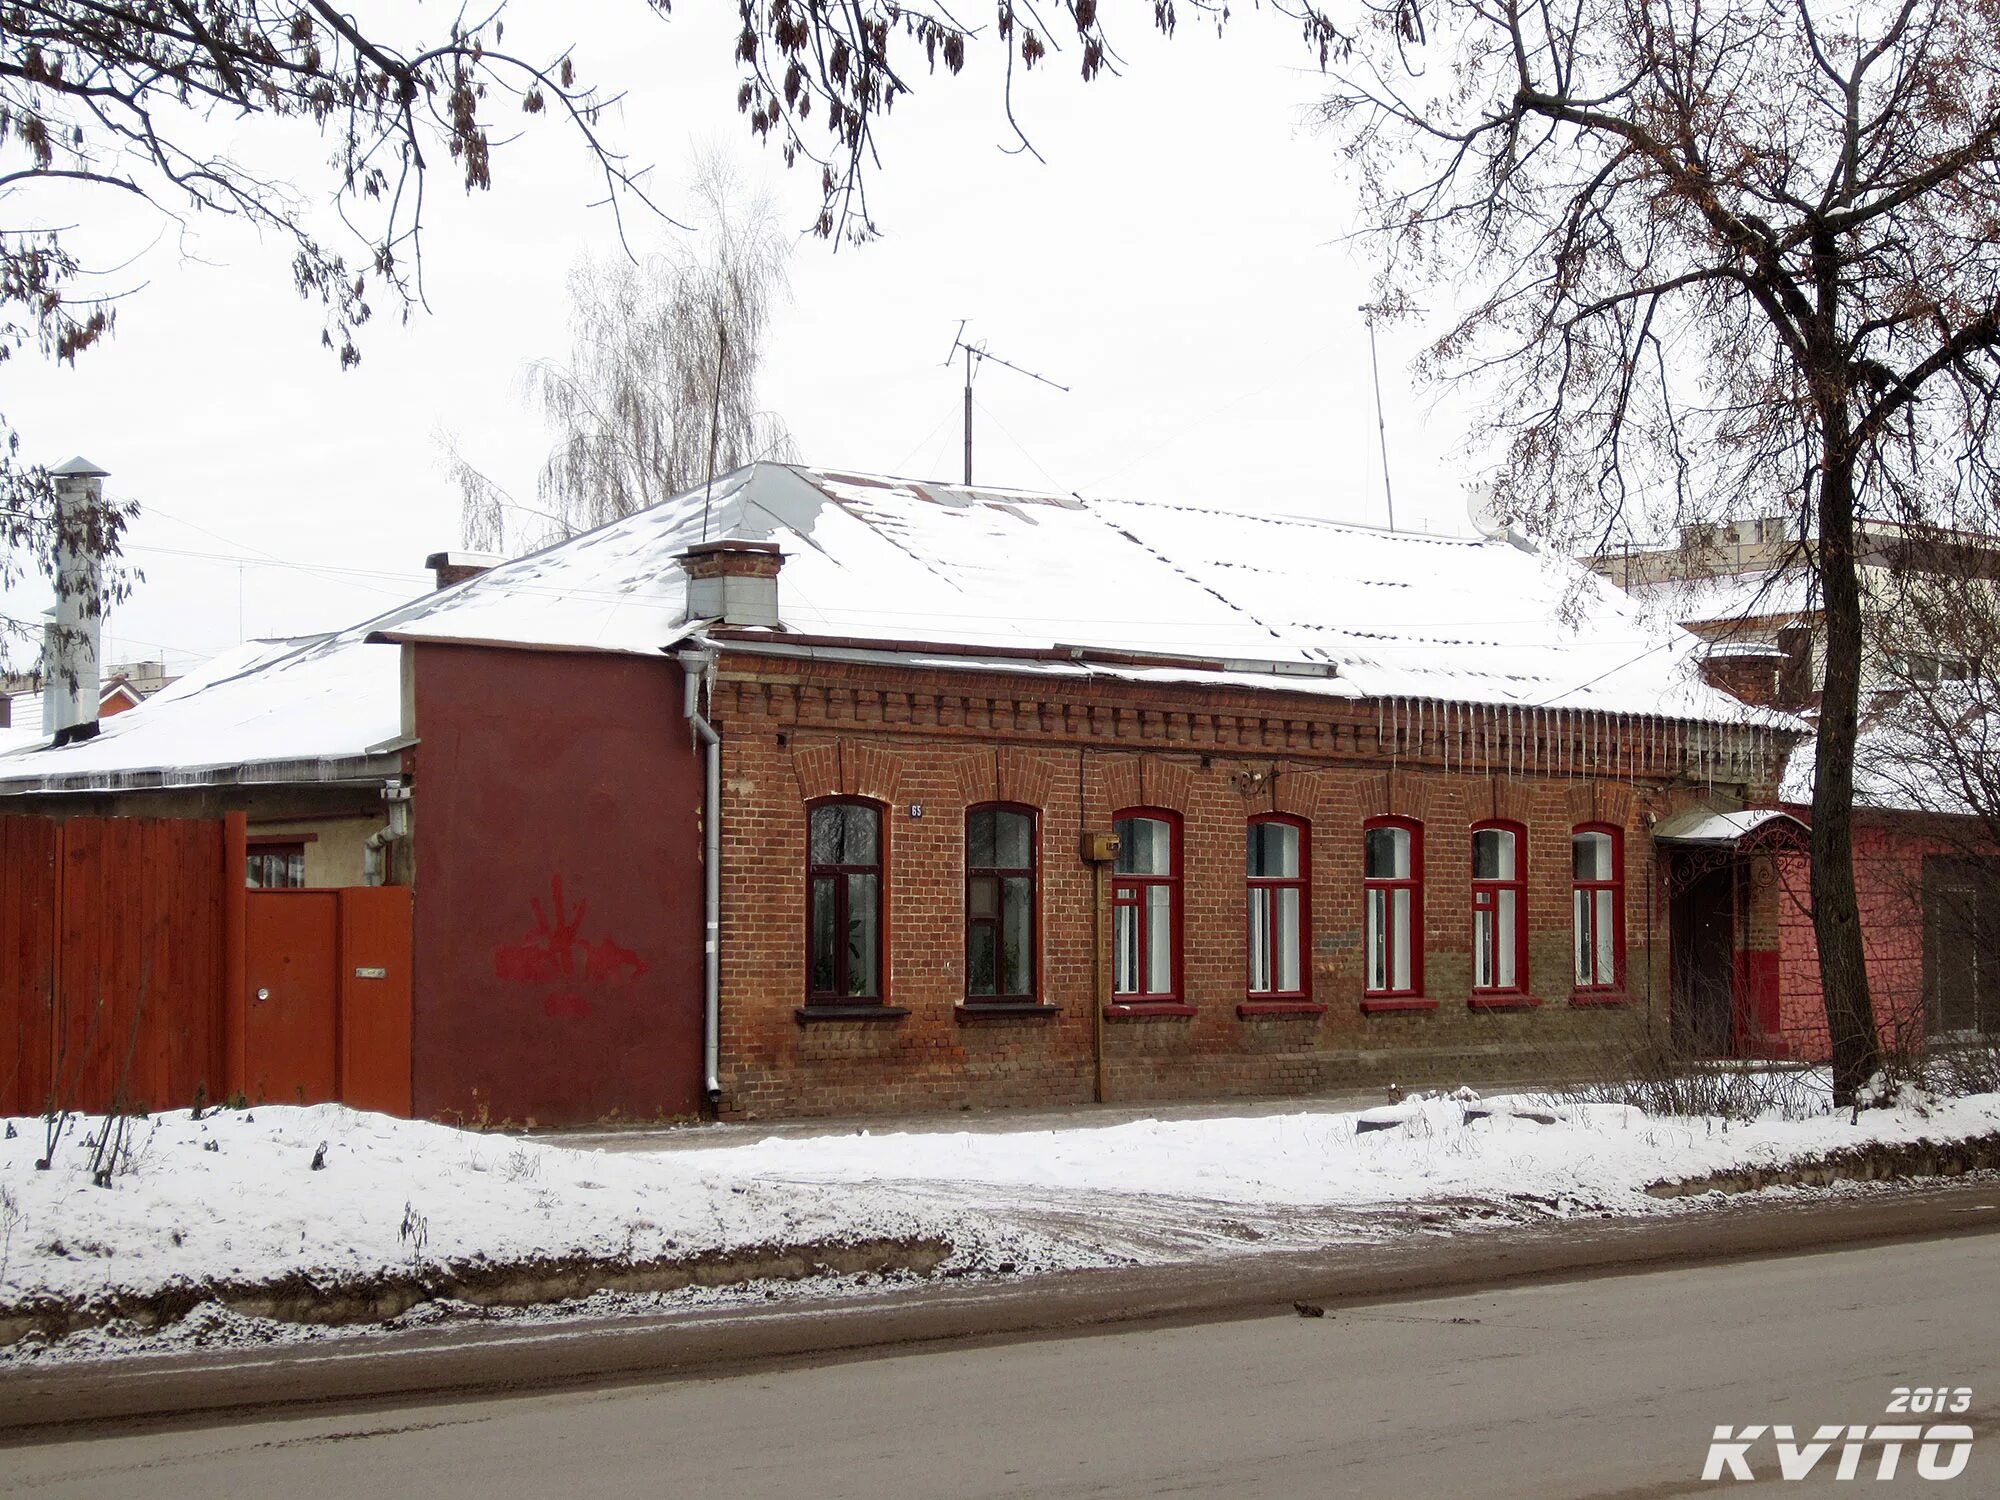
1465, 482, 1513, 540
1466, 483, 1538, 553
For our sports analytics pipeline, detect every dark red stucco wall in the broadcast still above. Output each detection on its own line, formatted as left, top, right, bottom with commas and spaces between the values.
408, 644, 704, 1125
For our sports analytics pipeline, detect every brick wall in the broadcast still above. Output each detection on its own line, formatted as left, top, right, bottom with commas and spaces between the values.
1775, 813, 1962, 1061
711, 655, 1788, 1119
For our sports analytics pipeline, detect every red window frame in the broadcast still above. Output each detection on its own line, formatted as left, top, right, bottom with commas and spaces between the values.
1112, 808, 1182, 1002
1247, 814, 1311, 999
1572, 823, 1626, 995
965, 802, 1039, 1004
805, 797, 886, 1004
1470, 820, 1529, 995
1363, 816, 1424, 998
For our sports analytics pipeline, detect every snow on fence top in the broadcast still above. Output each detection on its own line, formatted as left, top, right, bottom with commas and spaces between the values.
0, 463, 1789, 791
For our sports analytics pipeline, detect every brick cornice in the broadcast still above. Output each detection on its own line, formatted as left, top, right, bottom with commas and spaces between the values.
719, 654, 1787, 798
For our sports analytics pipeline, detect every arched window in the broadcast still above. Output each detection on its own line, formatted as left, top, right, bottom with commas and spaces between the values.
1471, 821, 1528, 994
1113, 809, 1180, 999
806, 799, 884, 1002
966, 804, 1037, 1002
1364, 818, 1423, 997
1247, 815, 1310, 998
1573, 825, 1624, 992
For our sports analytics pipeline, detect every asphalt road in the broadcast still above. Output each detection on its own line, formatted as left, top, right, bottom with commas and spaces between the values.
6, 1228, 1996, 1499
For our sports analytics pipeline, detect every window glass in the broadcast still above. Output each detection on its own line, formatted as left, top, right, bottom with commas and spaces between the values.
809, 878, 839, 992
1574, 830, 1612, 881
967, 809, 997, 869
845, 873, 880, 997
1391, 888, 1412, 990
1000, 876, 1034, 995
1364, 821, 1420, 995
1365, 825, 1410, 880
1594, 889, 1616, 981
1247, 821, 1300, 878
1114, 902, 1141, 994
246, 844, 306, 889
993, 809, 1033, 869
967, 806, 1037, 1001
1112, 812, 1178, 998
807, 801, 883, 1001
1472, 827, 1516, 880
1572, 829, 1620, 989
1248, 820, 1307, 996
1496, 889, 1518, 987
1146, 884, 1174, 993
1116, 816, 1173, 876
811, 802, 878, 866
1275, 886, 1301, 992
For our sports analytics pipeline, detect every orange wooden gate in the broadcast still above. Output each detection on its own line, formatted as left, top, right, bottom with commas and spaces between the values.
242, 885, 412, 1112
1, 812, 412, 1117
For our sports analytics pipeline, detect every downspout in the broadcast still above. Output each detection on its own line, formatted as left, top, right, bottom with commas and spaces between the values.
678, 648, 723, 1110
363, 781, 411, 886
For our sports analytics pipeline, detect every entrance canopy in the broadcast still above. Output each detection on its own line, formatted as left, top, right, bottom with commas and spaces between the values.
1653, 807, 1809, 852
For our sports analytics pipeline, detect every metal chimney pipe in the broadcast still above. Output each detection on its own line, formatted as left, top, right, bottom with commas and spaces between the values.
48, 456, 109, 740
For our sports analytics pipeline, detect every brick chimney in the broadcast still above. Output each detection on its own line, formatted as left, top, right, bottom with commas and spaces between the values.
678, 540, 784, 628
1698, 643, 1785, 708
425, 550, 503, 591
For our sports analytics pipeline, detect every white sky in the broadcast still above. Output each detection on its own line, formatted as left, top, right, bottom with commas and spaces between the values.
2, 5, 1494, 677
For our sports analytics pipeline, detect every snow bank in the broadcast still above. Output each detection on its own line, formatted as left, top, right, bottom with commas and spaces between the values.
680, 1089, 2000, 1213
4, 1089, 1997, 1342
0, 1105, 995, 1312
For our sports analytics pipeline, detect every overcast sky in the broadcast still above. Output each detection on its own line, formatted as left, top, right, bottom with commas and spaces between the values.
4, 5, 1495, 678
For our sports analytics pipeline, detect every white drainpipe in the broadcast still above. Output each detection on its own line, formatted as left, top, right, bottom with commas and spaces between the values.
678, 647, 723, 1110
364, 781, 412, 885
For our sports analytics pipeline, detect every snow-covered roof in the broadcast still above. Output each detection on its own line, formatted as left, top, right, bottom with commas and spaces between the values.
0, 463, 1791, 793
0, 637, 403, 792
0, 679, 150, 757
375, 463, 1779, 721
1780, 688, 1997, 818
1628, 569, 1816, 628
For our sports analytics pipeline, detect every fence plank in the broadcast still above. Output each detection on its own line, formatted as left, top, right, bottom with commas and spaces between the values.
2, 813, 227, 1115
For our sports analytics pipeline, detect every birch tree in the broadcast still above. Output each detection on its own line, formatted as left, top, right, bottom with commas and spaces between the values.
451, 159, 796, 552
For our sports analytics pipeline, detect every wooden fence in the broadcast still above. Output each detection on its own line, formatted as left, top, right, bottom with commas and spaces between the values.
0, 813, 233, 1116
2, 811, 414, 1118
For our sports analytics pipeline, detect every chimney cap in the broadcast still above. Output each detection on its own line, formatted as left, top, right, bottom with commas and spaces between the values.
424, 550, 506, 570
678, 538, 783, 559
51, 456, 110, 479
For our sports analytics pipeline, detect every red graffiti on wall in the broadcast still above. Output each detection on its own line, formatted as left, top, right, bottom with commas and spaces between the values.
494, 875, 648, 1018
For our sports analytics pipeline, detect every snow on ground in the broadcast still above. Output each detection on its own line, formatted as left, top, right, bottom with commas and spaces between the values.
4, 1086, 1998, 1361
675, 1087, 2000, 1218
0, 1105, 1063, 1311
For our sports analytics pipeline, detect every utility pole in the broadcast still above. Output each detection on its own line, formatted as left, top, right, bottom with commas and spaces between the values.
1360, 304, 1397, 531
945, 321, 1070, 485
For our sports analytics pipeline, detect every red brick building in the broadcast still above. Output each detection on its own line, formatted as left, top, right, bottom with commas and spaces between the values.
0, 465, 1802, 1122
1773, 730, 2000, 1063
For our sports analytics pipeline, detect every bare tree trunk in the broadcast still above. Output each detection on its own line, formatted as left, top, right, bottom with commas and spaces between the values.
1810, 428, 1884, 1103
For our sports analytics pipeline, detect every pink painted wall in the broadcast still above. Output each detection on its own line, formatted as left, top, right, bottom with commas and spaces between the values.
1776, 813, 1950, 1061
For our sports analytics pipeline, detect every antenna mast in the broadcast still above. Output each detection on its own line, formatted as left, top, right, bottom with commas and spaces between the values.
944, 321, 1070, 484
1360, 304, 1397, 531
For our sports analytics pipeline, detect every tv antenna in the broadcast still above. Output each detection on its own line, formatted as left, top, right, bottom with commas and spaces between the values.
1359, 303, 1397, 531
945, 320, 1070, 485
